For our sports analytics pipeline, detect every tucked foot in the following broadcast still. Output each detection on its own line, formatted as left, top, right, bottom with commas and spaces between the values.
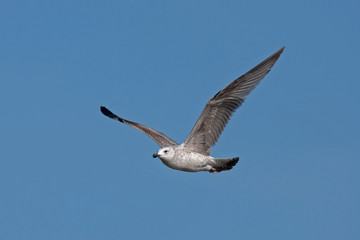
209, 167, 222, 173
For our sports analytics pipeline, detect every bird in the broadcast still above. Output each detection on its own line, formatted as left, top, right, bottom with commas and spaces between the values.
100, 47, 284, 173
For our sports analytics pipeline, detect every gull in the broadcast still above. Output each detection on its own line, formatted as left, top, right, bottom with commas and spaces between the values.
101, 47, 284, 173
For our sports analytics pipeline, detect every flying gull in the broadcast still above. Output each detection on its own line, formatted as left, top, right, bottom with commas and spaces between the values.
101, 47, 284, 173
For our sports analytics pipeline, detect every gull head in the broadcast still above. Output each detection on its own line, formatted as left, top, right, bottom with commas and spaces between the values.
152, 147, 174, 160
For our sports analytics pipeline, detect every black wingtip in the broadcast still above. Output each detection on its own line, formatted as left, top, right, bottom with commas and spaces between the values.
100, 106, 126, 123
100, 106, 111, 116
100, 106, 117, 119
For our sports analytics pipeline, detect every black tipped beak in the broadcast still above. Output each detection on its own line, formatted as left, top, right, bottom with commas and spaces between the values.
152, 153, 159, 158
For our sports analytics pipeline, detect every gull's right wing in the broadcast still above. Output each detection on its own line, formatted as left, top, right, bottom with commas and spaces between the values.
183, 47, 285, 155
100, 106, 178, 147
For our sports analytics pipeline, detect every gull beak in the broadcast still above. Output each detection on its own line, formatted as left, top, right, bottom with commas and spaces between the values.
152, 153, 159, 158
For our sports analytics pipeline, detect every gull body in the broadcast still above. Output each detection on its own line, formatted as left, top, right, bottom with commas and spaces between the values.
101, 47, 285, 173
152, 144, 239, 173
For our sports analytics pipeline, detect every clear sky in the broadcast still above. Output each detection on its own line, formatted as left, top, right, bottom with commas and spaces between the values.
1, 1, 359, 239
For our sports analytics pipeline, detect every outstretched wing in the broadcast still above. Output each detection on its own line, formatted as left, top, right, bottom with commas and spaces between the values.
100, 106, 177, 147
183, 47, 285, 155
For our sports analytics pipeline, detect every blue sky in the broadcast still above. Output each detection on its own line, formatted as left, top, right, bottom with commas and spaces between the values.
1, 0, 359, 239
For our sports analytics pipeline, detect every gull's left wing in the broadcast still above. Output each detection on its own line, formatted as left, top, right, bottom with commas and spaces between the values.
100, 106, 178, 147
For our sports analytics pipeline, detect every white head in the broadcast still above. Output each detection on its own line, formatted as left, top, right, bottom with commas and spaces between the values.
152, 147, 174, 160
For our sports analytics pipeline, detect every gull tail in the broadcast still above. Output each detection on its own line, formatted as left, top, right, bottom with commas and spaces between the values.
209, 157, 239, 173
